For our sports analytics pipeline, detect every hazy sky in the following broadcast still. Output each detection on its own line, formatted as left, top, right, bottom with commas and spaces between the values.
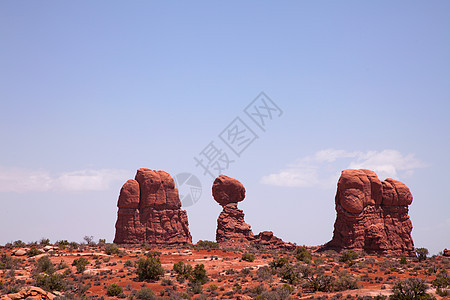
1, 1, 449, 254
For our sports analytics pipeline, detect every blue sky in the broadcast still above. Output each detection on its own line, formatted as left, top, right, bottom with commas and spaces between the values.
0, 1, 449, 254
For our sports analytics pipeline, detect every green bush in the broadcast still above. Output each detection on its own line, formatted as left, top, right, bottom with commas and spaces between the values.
432, 270, 449, 288
173, 261, 193, 280
190, 264, 208, 284
278, 264, 299, 285
27, 247, 43, 257
399, 257, 408, 265
339, 250, 358, 265
303, 274, 335, 292
35, 274, 66, 292
35, 256, 55, 274
135, 287, 156, 300
269, 257, 289, 270
242, 253, 255, 262
106, 283, 122, 296
195, 240, 219, 250
13, 240, 25, 247
295, 246, 312, 263
390, 278, 434, 300
146, 250, 161, 257
415, 248, 429, 262
104, 243, 119, 255
334, 273, 358, 291
136, 257, 165, 281
72, 257, 89, 273
0, 254, 15, 269
39, 238, 50, 245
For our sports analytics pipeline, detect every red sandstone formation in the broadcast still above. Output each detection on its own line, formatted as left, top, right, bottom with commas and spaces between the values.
324, 169, 415, 256
114, 168, 192, 244
213, 175, 293, 249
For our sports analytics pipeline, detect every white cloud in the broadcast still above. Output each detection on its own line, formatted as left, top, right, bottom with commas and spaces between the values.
261, 149, 426, 188
0, 167, 130, 193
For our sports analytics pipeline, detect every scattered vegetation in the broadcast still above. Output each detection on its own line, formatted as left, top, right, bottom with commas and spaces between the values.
106, 283, 123, 296
415, 248, 429, 262
295, 246, 312, 263
136, 256, 165, 281
390, 277, 434, 300
195, 240, 219, 250
72, 257, 89, 273
241, 252, 255, 262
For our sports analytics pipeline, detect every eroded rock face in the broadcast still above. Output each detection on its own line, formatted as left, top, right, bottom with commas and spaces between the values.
114, 168, 192, 245
213, 175, 293, 249
325, 169, 415, 256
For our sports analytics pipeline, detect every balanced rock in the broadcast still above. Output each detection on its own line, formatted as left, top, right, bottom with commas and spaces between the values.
324, 169, 415, 256
114, 168, 192, 245
213, 175, 293, 249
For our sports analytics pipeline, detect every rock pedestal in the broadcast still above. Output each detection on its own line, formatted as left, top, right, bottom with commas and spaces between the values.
213, 175, 294, 249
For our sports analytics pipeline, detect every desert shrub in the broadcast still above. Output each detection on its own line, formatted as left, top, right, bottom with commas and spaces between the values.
189, 282, 203, 294
106, 283, 122, 296
83, 235, 95, 245
104, 243, 119, 255
436, 287, 449, 297
256, 266, 273, 282
207, 284, 218, 292
278, 264, 300, 285
415, 248, 429, 262
39, 238, 50, 245
195, 240, 219, 250
242, 253, 255, 262
173, 261, 193, 281
269, 257, 289, 270
27, 247, 42, 257
13, 240, 25, 247
0, 254, 15, 269
135, 287, 157, 300
72, 257, 89, 273
303, 274, 335, 292
35, 274, 66, 292
124, 260, 134, 267
295, 246, 312, 263
432, 270, 449, 288
390, 278, 434, 300
334, 272, 358, 291
146, 250, 161, 257
339, 251, 358, 265
251, 283, 267, 296
56, 240, 69, 249
399, 257, 408, 265
297, 264, 313, 278
241, 267, 251, 276
278, 283, 294, 298
35, 256, 55, 274
190, 264, 208, 284
136, 257, 165, 281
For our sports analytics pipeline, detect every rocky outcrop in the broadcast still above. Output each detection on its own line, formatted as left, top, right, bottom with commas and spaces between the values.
213, 175, 293, 249
1, 286, 55, 300
324, 169, 415, 256
114, 168, 192, 245
253, 231, 296, 250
